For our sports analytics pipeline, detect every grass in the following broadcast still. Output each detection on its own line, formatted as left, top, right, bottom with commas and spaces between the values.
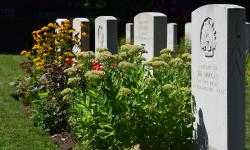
0, 55, 58, 150
0, 54, 249, 149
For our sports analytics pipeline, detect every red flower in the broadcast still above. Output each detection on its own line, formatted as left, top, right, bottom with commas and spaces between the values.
66, 59, 75, 64
92, 61, 103, 70
110, 63, 117, 68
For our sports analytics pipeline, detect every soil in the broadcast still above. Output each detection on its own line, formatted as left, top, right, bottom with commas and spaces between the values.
23, 106, 74, 150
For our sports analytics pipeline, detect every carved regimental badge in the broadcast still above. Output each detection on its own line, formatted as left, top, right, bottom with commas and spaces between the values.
200, 18, 217, 58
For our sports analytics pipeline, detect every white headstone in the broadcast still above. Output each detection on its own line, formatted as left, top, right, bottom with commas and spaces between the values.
245, 22, 250, 53
134, 12, 167, 61
55, 18, 67, 33
95, 16, 118, 54
126, 23, 134, 44
72, 18, 90, 53
185, 22, 192, 50
192, 4, 245, 150
167, 23, 177, 52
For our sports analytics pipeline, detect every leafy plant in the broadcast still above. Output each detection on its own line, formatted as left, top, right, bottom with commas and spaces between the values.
17, 19, 81, 133
68, 45, 193, 149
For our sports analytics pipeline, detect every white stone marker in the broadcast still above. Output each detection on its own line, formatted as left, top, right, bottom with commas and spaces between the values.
55, 18, 67, 33
185, 22, 192, 51
95, 16, 118, 54
167, 23, 177, 52
126, 23, 134, 44
134, 12, 167, 61
246, 22, 250, 53
192, 4, 245, 150
55, 18, 67, 51
72, 18, 90, 53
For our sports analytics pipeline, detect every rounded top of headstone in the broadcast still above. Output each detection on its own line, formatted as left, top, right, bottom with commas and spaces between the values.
185, 22, 191, 25
168, 23, 177, 25
193, 4, 244, 15
73, 18, 89, 22
126, 23, 133, 25
56, 18, 67, 24
135, 12, 167, 18
95, 16, 117, 21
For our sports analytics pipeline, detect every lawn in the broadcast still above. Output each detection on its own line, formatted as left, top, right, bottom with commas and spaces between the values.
0, 54, 249, 149
0, 55, 58, 150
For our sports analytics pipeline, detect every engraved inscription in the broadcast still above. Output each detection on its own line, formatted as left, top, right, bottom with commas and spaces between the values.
136, 19, 152, 47
200, 18, 217, 58
193, 63, 226, 95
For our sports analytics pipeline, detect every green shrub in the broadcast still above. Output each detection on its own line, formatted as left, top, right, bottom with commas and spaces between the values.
68, 45, 193, 149
15, 19, 81, 132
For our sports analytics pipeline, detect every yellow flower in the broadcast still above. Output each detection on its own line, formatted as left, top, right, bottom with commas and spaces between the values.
36, 66, 44, 70
82, 32, 88, 38
36, 60, 45, 66
65, 58, 69, 61
63, 19, 70, 24
33, 57, 41, 62
48, 23, 56, 28
37, 48, 43, 54
58, 55, 63, 61
41, 26, 49, 31
55, 40, 60, 45
20, 50, 28, 56
64, 52, 74, 57
54, 60, 60, 64
80, 23, 87, 28
43, 53, 48, 57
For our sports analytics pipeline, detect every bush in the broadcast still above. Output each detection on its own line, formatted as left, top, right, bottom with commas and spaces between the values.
68, 45, 193, 149
16, 19, 82, 133
14, 20, 193, 149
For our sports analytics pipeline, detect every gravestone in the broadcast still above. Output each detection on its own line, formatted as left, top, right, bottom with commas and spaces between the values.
95, 16, 118, 54
192, 4, 245, 150
72, 18, 90, 53
55, 18, 67, 33
134, 12, 167, 61
246, 22, 250, 53
55, 18, 67, 51
126, 23, 134, 44
167, 23, 177, 52
185, 22, 192, 51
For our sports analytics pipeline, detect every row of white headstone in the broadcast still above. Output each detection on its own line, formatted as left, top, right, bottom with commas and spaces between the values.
56, 4, 246, 150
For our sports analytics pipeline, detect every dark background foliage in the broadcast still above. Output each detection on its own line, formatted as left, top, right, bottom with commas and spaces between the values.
0, 0, 249, 54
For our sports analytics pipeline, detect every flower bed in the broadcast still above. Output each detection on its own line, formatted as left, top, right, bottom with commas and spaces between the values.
13, 20, 193, 149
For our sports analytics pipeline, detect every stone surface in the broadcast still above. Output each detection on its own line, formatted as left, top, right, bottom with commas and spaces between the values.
192, 4, 245, 150
55, 18, 67, 34
56, 18, 67, 25
72, 18, 90, 53
167, 23, 177, 52
95, 16, 118, 54
246, 22, 250, 53
185, 22, 192, 51
126, 23, 134, 44
134, 12, 167, 61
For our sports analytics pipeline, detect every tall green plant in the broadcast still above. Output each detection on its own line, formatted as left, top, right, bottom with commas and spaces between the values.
68, 45, 193, 149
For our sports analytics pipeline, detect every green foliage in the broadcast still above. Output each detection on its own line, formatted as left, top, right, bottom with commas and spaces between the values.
14, 20, 80, 133
246, 53, 250, 86
68, 45, 193, 149
176, 37, 191, 53
0, 55, 58, 149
